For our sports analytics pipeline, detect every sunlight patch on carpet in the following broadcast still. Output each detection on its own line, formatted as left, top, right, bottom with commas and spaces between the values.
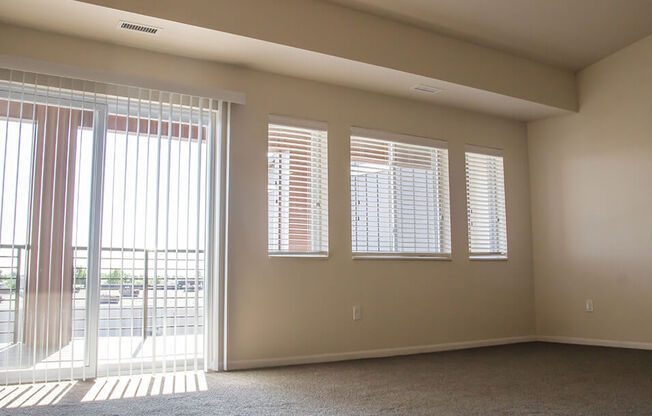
81, 371, 207, 402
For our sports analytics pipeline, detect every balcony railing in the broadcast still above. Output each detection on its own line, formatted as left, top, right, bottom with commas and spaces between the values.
0, 244, 205, 346
0, 244, 23, 346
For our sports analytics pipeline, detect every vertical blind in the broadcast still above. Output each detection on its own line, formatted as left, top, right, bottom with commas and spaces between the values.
350, 128, 451, 257
465, 146, 507, 258
0, 67, 225, 385
267, 116, 328, 256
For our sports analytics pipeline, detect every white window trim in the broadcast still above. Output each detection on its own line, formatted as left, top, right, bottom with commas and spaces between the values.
352, 253, 452, 260
350, 128, 451, 259
351, 127, 448, 150
267, 116, 329, 258
465, 144, 508, 260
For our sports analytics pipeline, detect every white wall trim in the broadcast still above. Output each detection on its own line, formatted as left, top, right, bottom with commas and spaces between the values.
227, 336, 536, 370
537, 335, 652, 351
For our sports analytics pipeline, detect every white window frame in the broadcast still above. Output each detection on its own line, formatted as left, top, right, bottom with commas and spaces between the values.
465, 144, 508, 260
267, 115, 329, 257
350, 127, 451, 260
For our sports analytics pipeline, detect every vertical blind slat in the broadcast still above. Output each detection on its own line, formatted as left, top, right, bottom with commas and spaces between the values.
0, 68, 218, 385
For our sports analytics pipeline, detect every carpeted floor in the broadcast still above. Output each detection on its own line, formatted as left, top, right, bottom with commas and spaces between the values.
3, 342, 652, 415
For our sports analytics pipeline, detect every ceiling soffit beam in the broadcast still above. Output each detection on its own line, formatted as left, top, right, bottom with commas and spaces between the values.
76, 0, 578, 112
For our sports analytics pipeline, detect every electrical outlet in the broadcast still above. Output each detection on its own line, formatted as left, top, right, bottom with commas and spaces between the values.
585, 299, 594, 312
353, 305, 361, 321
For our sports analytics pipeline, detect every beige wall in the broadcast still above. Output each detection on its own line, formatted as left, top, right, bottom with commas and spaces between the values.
78, 0, 577, 111
228, 72, 535, 364
528, 34, 652, 343
1, 25, 536, 365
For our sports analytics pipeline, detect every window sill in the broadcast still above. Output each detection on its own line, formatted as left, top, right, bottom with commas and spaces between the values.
352, 254, 452, 261
469, 255, 508, 261
268, 253, 329, 259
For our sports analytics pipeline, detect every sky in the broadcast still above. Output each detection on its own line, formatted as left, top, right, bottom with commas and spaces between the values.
0, 119, 209, 277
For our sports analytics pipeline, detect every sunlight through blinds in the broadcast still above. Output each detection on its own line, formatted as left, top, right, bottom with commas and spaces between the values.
350, 128, 451, 258
465, 145, 507, 259
267, 116, 328, 256
0, 67, 228, 385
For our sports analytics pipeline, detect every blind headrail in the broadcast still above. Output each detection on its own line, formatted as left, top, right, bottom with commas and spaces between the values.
0, 56, 246, 105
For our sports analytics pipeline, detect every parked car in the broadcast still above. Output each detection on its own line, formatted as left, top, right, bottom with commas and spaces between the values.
99, 292, 120, 304
120, 286, 140, 297
176, 280, 203, 292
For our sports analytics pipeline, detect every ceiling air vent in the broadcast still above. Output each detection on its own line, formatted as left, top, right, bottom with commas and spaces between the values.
411, 84, 443, 94
119, 21, 159, 35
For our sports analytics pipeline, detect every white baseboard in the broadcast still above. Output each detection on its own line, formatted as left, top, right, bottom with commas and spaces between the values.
537, 335, 652, 351
226, 335, 536, 370
226, 335, 652, 371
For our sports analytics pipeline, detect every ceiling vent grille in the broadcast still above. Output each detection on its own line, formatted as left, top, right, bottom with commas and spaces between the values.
411, 84, 443, 94
119, 21, 159, 34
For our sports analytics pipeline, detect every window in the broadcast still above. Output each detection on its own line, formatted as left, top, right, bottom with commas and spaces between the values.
267, 116, 328, 256
465, 145, 508, 259
350, 128, 451, 258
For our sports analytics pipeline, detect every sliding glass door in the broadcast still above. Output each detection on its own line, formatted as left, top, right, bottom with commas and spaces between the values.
95, 96, 211, 376
0, 69, 222, 384
0, 85, 101, 384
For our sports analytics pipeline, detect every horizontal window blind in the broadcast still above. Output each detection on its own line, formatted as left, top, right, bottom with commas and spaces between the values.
350, 129, 451, 258
465, 146, 507, 258
267, 117, 328, 256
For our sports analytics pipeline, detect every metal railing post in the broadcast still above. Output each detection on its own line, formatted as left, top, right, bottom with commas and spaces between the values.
143, 249, 148, 340
13, 246, 22, 344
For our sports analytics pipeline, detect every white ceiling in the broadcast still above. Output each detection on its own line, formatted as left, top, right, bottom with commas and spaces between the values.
328, 0, 652, 70
0, 0, 567, 121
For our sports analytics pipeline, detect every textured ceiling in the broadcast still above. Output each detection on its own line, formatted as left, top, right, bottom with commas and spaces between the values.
328, 0, 652, 70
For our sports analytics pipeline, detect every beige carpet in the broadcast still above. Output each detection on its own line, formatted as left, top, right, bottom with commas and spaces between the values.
4, 342, 652, 415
